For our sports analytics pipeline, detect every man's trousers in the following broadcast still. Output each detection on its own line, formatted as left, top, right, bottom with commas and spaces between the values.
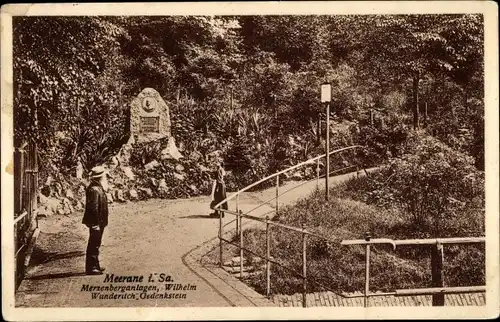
85, 226, 104, 272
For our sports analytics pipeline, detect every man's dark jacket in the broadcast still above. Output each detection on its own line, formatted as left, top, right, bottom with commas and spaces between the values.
82, 182, 108, 228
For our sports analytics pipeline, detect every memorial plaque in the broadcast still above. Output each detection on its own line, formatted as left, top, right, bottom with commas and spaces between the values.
128, 87, 172, 143
140, 117, 159, 133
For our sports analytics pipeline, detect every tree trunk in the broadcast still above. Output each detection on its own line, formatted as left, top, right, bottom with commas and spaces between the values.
424, 101, 428, 128
412, 74, 420, 129
464, 83, 468, 112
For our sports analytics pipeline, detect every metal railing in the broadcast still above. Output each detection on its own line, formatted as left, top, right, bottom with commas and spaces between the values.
340, 235, 486, 307
213, 144, 485, 307
214, 145, 365, 306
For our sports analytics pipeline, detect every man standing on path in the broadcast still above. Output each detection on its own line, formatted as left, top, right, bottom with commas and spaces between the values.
82, 166, 109, 275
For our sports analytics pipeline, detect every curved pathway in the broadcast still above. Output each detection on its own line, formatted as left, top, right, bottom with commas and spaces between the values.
15, 170, 363, 307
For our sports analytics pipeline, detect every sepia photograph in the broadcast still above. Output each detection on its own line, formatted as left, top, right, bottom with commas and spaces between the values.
1, 1, 498, 321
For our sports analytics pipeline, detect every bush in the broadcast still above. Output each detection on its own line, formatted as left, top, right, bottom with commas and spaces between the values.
355, 112, 411, 167
129, 139, 165, 167
341, 131, 484, 238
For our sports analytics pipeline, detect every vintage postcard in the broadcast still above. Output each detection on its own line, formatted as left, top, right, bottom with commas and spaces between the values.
1, 1, 499, 320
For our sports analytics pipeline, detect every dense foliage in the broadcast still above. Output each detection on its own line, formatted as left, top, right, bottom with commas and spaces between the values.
13, 14, 484, 185
14, 14, 485, 298
340, 132, 484, 238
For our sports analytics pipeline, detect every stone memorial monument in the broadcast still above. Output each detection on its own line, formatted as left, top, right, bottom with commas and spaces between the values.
129, 87, 171, 144
123, 87, 183, 161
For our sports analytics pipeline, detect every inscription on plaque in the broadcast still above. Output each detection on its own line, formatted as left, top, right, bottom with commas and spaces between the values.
140, 117, 160, 133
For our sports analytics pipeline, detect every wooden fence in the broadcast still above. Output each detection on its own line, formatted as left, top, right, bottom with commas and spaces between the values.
14, 141, 39, 288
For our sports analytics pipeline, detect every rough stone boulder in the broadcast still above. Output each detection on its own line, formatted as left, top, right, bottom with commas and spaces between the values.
198, 164, 210, 172
188, 150, 203, 162
114, 189, 126, 202
121, 166, 135, 181
144, 160, 160, 171
206, 150, 222, 163
65, 189, 74, 200
173, 172, 185, 181
139, 187, 153, 198
129, 189, 138, 200
37, 195, 60, 217
106, 192, 114, 204
188, 184, 199, 195
56, 198, 74, 216
40, 185, 51, 197
74, 200, 84, 211
160, 137, 183, 161
291, 171, 303, 180
157, 179, 169, 196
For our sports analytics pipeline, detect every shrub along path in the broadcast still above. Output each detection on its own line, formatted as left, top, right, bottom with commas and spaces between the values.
15, 170, 364, 307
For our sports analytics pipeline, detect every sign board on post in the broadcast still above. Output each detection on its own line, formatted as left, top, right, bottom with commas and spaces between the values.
321, 84, 331, 103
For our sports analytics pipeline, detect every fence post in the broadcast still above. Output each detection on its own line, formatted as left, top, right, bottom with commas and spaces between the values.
364, 232, 371, 308
266, 215, 271, 297
239, 210, 244, 279
302, 223, 307, 307
15, 148, 25, 213
431, 241, 445, 306
275, 175, 279, 214
325, 102, 330, 201
219, 209, 223, 267
236, 194, 239, 236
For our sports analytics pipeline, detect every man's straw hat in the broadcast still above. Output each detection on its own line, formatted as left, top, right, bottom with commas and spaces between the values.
89, 166, 107, 179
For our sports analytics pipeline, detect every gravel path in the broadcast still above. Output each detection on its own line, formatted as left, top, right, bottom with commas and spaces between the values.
15, 170, 365, 307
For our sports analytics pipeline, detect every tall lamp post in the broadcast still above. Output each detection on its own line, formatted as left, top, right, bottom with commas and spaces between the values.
321, 83, 331, 201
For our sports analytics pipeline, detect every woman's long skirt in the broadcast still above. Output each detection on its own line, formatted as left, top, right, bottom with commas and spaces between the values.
214, 181, 228, 216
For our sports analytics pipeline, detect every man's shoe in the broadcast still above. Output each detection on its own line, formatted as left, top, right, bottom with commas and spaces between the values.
86, 269, 103, 275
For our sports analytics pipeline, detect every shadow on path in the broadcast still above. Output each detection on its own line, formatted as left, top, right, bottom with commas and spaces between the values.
179, 214, 218, 219
27, 272, 87, 280
30, 250, 86, 266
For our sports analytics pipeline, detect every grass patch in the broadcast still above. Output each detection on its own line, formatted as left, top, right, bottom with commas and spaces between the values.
207, 176, 484, 296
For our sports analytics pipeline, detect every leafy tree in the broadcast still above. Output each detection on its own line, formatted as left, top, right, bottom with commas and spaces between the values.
380, 133, 484, 236
351, 15, 482, 130
13, 16, 128, 174
13, 14, 484, 183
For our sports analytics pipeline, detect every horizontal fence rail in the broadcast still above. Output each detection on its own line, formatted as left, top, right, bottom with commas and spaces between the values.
341, 236, 486, 307
341, 237, 485, 249
215, 146, 365, 306
213, 143, 485, 307
213, 145, 363, 211
394, 286, 487, 296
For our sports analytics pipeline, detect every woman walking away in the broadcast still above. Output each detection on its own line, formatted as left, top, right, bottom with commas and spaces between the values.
210, 162, 227, 218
